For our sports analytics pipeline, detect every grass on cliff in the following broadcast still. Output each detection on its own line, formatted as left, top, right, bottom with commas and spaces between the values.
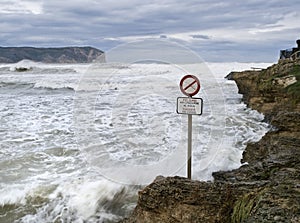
286, 65, 300, 101
231, 192, 258, 223
258, 64, 300, 104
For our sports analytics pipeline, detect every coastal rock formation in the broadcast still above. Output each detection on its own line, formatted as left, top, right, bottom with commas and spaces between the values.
120, 59, 300, 223
226, 58, 300, 120
0, 46, 104, 63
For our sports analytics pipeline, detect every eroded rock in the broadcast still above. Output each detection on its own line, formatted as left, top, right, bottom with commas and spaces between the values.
120, 59, 300, 223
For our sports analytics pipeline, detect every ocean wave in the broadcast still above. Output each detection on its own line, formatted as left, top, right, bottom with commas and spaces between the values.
0, 81, 35, 90
33, 83, 76, 91
3, 59, 79, 74
0, 81, 76, 91
0, 178, 138, 223
0, 61, 273, 222
9, 66, 78, 74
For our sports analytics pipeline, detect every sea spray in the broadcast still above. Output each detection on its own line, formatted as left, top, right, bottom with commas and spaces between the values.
0, 61, 271, 222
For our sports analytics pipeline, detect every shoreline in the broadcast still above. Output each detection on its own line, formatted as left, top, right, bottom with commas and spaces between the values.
120, 59, 300, 222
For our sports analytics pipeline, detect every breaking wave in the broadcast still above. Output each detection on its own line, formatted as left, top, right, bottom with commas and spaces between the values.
0, 61, 272, 222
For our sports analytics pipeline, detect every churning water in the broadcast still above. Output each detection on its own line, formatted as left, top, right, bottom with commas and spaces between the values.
0, 60, 271, 222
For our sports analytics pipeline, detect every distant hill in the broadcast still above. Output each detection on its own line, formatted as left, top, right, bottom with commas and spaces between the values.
0, 46, 104, 63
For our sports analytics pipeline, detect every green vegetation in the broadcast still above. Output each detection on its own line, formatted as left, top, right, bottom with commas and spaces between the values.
231, 192, 258, 223
257, 70, 274, 93
286, 65, 300, 101
258, 64, 300, 102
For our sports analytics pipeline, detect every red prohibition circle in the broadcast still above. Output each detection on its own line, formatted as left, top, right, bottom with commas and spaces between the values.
179, 74, 200, 97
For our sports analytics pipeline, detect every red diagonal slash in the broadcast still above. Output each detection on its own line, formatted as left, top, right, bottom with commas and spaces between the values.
184, 79, 197, 90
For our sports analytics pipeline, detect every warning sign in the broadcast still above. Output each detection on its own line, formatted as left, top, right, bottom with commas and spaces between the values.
177, 97, 203, 115
179, 75, 201, 97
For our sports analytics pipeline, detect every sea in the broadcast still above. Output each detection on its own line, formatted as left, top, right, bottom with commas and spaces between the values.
0, 59, 271, 222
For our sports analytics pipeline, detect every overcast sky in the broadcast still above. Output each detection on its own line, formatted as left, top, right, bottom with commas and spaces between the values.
0, 0, 299, 62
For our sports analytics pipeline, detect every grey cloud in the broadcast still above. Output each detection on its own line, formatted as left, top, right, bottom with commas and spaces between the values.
190, 35, 210, 40
0, 0, 300, 61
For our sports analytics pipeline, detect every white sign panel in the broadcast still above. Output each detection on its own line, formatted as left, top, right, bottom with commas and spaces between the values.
177, 97, 203, 115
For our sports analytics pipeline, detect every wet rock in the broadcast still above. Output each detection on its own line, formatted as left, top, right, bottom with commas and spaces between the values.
122, 176, 236, 223
271, 111, 300, 131
120, 58, 300, 223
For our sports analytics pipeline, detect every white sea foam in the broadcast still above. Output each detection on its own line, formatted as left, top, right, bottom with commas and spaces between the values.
0, 61, 272, 222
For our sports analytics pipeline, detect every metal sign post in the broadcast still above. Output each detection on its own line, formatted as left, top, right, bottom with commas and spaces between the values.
187, 114, 192, 179
177, 74, 202, 179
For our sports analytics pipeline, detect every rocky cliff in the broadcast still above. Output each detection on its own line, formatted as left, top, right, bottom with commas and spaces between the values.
120, 59, 300, 223
0, 46, 104, 63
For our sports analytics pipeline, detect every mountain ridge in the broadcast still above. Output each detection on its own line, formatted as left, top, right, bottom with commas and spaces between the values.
0, 46, 104, 63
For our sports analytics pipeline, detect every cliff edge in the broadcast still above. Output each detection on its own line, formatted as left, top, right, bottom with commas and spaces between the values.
120, 59, 300, 223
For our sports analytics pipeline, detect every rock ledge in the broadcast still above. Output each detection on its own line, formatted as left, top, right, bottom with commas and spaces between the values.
121, 59, 300, 223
